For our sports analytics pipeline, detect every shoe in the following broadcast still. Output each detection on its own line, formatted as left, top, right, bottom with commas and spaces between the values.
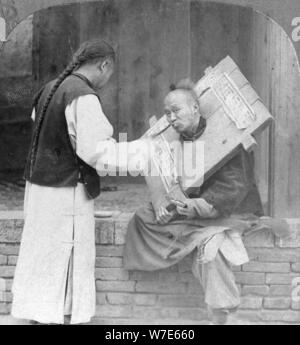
208, 307, 229, 325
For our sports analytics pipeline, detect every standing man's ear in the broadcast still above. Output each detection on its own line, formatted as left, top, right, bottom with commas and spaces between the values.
97, 59, 109, 73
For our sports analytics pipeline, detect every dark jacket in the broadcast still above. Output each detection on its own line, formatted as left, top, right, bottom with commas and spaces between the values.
24, 73, 101, 199
188, 149, 264, 217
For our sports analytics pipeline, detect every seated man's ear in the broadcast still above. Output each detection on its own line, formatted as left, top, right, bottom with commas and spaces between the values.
193, 102, 199, 113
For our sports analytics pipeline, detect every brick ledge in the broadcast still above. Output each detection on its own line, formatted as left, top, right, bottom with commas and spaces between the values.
0, 211, 299, 324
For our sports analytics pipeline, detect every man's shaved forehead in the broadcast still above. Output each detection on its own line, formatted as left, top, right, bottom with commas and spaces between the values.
164, 89, 199, 106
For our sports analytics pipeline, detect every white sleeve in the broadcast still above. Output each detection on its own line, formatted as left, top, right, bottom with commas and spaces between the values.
31, 108, 36, 121
65, 94, 114, 168
65, 94, 149, 174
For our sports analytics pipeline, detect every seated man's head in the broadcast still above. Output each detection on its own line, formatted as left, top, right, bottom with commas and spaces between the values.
164, 79, 201, 135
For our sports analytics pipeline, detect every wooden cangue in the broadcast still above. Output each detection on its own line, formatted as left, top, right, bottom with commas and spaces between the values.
143, 56, 273, 216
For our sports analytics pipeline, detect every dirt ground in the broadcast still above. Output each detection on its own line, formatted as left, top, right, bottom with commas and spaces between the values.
0, 180, 150, 212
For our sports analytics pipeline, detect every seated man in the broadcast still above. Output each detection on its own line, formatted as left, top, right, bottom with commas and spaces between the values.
123, 81, 284, 325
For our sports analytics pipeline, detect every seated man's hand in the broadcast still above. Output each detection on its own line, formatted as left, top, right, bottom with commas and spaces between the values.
174, 199, 197, 219
190, 198, 220, 219
171, 198, 219, 219
156, 206, 174, 225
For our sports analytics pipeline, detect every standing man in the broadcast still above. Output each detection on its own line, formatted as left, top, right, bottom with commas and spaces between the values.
11, 39, 147, 325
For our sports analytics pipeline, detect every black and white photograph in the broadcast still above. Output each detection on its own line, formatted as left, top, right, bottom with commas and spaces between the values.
0, 0, 300, 329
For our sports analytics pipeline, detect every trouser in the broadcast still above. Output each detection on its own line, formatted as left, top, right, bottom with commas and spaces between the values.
192, 250, 240, 311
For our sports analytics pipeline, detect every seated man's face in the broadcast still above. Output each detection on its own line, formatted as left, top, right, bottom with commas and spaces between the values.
164, 90, 199, 134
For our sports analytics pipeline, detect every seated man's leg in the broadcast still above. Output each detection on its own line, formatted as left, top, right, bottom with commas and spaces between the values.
193, 250, 240, 324
124, 203, 187, 271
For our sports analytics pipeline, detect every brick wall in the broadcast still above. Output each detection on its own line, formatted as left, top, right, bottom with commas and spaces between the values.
0, 211, 299, 325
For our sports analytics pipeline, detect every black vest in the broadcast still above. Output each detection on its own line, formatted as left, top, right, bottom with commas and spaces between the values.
24, 73, 101, 199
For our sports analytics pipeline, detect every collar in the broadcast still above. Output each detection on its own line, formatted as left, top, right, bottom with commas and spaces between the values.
71, 72, 96, 91
180, 116, 207, 141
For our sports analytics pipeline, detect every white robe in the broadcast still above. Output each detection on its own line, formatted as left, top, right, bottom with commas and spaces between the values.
11, 95, 143, 324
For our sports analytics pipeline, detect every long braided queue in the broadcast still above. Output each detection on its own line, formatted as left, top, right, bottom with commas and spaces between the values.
29, 59, 82, 177
29, 40, 115, 177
